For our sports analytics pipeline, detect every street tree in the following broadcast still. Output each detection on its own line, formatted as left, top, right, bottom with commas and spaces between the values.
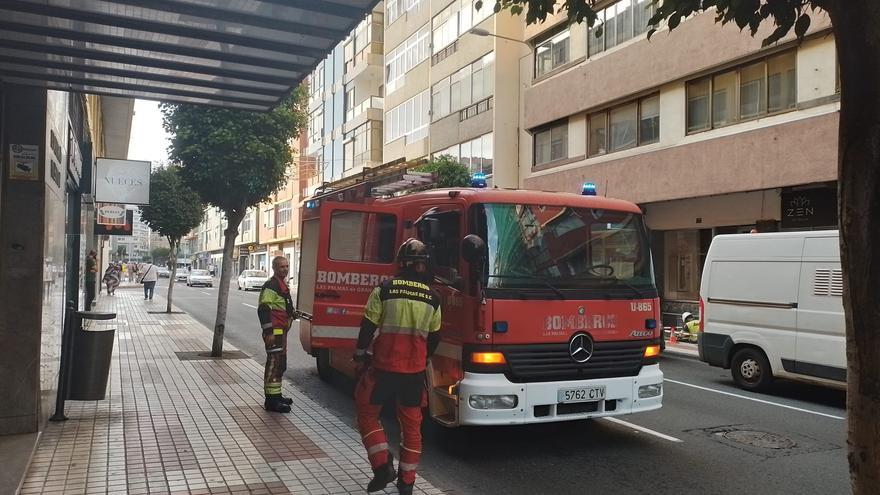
416, 155, 473, 187
150, 246, 172, 265
139, 165, 204, 313
161, 87, 308, 356
494, 0, 878, 490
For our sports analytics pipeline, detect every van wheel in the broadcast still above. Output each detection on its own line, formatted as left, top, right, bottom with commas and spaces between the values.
731, 348, 773, 392
316, 349, 332, 382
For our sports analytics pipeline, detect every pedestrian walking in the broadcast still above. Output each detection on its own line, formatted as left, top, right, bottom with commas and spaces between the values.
84, 250, 98, 309
103, 263, 120, 295
353, 239, 441, 495
257, 256, 297, 413
138, 260, 158, 300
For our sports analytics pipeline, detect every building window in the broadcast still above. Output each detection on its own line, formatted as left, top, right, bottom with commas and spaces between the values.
386, 25, 430, 95
344, 122, 381, 172
686, 50, 797, 134
387, 0, 423, 25
241, 212, 252, 233
329, 211, 397, 263
588, 94, 659, 157
263, 206, 274, 228
308, 108, 323, 144
276, 201, 291, 226
534, 120, 568, 166
432, 0, 493, 55
343, 86, 355, 122
588, 0, 656, 57
435, 133, 494, 176
385, 90, 429, 144
309, 61, 324, 105
431, 52, 495, 121
535, 30, 571, 77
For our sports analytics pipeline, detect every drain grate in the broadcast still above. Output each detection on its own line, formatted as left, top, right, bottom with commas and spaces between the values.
687, 424, 841, 458
175, 350, 249, 361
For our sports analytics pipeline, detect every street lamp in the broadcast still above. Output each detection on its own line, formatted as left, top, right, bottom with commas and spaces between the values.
468, 27, 531, 47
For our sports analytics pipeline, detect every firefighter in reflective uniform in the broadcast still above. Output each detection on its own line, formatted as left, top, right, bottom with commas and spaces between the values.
681, 311, 700, 343
353, 239, 442, 495
257, 256, 297, 413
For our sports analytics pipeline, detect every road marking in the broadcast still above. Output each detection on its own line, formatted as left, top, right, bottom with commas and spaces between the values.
664, 378, 845, 420
242, 303, 257, 309
602, 417, 683, 443
200, 291, 212, 295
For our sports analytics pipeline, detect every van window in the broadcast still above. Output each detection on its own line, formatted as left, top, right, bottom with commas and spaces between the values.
329, 211, 397, 263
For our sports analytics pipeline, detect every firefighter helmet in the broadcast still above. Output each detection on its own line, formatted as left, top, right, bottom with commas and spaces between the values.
682, 312, 694, 323
396, 238, 430, 270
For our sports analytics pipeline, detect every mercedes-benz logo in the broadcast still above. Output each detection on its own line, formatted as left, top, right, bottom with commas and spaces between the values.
568, 333, 594, 363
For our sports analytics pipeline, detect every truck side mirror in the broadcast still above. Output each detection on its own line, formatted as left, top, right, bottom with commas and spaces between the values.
461, 235, 487, 264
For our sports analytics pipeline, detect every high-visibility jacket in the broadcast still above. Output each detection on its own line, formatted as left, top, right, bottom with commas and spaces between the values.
258, 276, 294, 333
363, 276, 442, 374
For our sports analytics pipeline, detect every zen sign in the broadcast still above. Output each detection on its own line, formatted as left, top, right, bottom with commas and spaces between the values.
95, 158, 151, 205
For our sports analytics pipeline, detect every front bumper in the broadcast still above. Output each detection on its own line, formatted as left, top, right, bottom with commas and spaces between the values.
457, 364, 663, 425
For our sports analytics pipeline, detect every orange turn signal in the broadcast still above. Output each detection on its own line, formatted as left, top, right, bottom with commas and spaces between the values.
644, 345, 661, 358
471, 352, 506, 364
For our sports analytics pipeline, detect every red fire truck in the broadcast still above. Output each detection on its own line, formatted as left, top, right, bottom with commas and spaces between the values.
297, 167, 663, 426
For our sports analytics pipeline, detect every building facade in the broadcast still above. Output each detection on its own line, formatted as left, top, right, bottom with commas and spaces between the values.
0, 85, 133, 435
518, 6, 839, 323
307, 4, 386, 186
380, 0, 526, 188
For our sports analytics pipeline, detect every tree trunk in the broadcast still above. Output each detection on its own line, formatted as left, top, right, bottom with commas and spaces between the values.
828, 3, 880, 493
166, 239, 177, 314
211, 210, 245, 357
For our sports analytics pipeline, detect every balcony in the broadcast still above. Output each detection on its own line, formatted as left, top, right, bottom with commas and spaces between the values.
343, 42, 384, 84
344, 97, 383, 132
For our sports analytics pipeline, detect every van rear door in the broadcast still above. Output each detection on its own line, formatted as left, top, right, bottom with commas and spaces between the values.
794, 235, 846, 382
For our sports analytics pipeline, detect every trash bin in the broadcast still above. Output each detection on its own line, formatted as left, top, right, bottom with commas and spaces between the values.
68, 311, 116, 401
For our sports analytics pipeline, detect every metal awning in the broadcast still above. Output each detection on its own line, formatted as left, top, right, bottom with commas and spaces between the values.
0, 0, 379, 111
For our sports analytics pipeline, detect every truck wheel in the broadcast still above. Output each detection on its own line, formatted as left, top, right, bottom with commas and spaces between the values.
316, 349, 332, 382
731, 347, 773, 392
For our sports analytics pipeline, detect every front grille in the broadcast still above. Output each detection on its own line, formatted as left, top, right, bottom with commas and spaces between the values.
499, 340, 648, 383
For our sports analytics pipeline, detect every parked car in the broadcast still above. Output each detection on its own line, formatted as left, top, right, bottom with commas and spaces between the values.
238, 270, 269, 291
175, 270, 189, 282
698, 230, 845, 392
187, 269, 213, 287
157, 266, 171, 278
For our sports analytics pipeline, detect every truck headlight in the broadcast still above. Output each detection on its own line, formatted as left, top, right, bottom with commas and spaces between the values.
468, 394, 518, 409
638, 384, 662, 398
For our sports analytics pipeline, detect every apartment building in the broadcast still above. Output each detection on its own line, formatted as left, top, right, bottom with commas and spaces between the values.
193, 207, 226, 272
255, 133, 314, 281
307, 4, 385, 187
518, 5, 839, 322
381, 0, 526, 188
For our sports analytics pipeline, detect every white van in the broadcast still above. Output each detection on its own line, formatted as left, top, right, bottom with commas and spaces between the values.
698, 230, 845, 391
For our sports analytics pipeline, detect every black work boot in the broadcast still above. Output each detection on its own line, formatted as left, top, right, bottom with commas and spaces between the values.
264, 396, 291, 413
366, 453, 396, 493
279, 396, 293, 406
396, 476, 414, 495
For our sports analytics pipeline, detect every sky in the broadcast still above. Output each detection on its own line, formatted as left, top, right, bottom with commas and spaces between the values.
126, 99, 171, 166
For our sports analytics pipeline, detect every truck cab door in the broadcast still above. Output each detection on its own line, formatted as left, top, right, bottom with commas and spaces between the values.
413, 205, 472, 425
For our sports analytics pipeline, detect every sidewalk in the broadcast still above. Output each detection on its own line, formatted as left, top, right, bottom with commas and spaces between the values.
663, 340, 699, 359
19, 290, 444, 495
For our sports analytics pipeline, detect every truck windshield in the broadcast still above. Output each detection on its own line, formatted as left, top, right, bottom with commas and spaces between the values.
478, 203, 654, 291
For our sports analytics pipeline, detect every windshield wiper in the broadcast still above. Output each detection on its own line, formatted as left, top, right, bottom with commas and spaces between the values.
487, 275, 566, 299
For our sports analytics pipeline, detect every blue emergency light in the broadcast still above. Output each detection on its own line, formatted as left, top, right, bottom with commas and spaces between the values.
305, 199, 320, 209
471, 172, 488, 188
582, 182, 597, 196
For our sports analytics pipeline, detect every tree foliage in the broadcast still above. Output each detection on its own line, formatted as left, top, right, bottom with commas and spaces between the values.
415, 155, 473, 188
150, 246, 172, 264
160, 86, 308, 219
139, 166, 204, 246
490, 0, 826, 47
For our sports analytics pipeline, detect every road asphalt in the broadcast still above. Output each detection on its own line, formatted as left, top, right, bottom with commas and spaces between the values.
159, 278, 849, 495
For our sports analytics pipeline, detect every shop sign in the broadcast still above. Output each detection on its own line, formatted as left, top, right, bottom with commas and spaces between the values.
95, 209, 133, 236
95, 158, 151, 204
781, 188, 837, 229
97, 203, 127, 225
8, 144, 39, 180
239, 246, 250, 256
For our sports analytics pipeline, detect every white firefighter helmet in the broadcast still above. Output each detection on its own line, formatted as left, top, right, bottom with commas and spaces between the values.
682, 312, 694, 322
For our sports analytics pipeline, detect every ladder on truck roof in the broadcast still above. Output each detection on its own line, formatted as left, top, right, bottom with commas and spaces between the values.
309, 158, 437, 201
